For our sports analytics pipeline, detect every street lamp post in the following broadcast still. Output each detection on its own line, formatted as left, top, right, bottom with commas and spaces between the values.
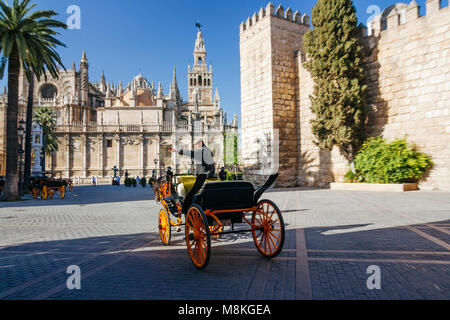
18, 120, 26, 196
153, 158, 158, 178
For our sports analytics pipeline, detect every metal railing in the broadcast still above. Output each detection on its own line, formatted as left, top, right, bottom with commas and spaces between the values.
54, 122, 226, 134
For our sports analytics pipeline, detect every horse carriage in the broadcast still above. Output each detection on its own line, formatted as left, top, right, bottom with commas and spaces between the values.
153, 168, 285, 269
30, 175, 69, 200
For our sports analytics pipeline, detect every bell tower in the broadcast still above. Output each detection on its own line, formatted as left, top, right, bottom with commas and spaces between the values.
188, 23, 213, 105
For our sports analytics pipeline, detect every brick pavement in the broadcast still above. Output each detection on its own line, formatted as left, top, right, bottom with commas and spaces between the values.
0, 185, 449, 300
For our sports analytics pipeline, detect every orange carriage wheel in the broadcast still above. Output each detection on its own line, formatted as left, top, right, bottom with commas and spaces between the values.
41, 185, 49, 200
251, 200, 285, 259
185, 205, 211, 269
60, 185, 66, 199
32, 187, 38, 199
158, 209, 171, 246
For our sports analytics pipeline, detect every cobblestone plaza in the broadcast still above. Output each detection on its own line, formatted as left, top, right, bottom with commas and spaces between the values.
0, 186, 448, 300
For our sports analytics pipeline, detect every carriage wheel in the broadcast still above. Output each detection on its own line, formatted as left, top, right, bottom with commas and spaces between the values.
158, 209, 171, 246
32, 187, 38, 199
185, 205, 211, 269
41, 185, 49, 200
60, 185, 66, 199
252, 200, 285, 259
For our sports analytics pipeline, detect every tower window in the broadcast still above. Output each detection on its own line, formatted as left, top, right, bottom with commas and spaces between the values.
194, 79, 197, 86
204, 79, 206, 86
198, 57, 202, 65
190, 79, 193, 86
107, 140, 112, 148
208, 79, 210, 86
198, 76, 202, 86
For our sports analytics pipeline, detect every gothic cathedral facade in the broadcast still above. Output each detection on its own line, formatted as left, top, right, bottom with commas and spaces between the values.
0, 27, 238, 178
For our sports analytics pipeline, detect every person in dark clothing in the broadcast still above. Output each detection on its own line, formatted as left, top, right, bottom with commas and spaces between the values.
169, 140, 215, 178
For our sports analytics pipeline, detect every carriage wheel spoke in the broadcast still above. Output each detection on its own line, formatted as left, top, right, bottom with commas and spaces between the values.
188, 215, 195, 229
267, 231, 280, 243
255, 211, 265, 226
266, 231, 278, 251
264, 232, 272, 254
258, 231, 265, 249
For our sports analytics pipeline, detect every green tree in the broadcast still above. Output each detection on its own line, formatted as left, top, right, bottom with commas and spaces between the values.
223, 131, 239, 167
0, 0, 66, 200
303, 0, 367, 160
33, 107, 58, 172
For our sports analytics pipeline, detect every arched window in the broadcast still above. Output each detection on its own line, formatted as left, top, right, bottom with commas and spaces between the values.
190, 78, 193, 86
208, 79, 210, 86
198, 57, 202, 65
204, 79, 206, 86
40, 83, 58, 99
198, 75, 202, 86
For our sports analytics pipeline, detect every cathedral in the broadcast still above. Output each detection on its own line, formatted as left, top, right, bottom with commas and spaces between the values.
0, 27, 238, 179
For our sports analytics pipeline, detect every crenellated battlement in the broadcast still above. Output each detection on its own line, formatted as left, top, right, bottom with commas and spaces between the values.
367, 0, 449, 37
240, 2, 310, 34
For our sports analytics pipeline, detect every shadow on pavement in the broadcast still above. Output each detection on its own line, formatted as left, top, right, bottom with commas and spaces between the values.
0, 185, 156, 208
0, 218, 449, 300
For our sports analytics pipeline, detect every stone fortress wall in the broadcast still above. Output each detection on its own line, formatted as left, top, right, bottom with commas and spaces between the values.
241, 0, 450, 190
240, 3, 310, 187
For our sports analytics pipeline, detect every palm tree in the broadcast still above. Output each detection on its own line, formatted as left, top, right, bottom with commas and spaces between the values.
0, 0, 66, 200
33, 106, 58, 172
23, 73, 33, 193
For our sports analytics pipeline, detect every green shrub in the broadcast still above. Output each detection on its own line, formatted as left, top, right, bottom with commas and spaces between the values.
140, 177, 147, 187
354, 137, 433, 184
132, 178, 137, 187
344, 170, 359, 183
124, 178, 132, 187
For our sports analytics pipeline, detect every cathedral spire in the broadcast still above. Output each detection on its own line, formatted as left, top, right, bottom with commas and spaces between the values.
100, 71, 106, 94
106, 83, 111, 98
81, 50, 88, 64
157, 82, 164, 99
172, 67, 178, 87
214, 88, 220, 101
194, 23, 206, 66
170, 67, 181, 102
188, 24, 213, 105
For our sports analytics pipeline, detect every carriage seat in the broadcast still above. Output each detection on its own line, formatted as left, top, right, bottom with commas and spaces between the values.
176, 175, 218, 198
199, 181, 255, 211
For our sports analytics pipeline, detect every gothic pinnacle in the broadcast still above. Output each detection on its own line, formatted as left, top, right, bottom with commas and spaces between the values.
81, 50, 88, 63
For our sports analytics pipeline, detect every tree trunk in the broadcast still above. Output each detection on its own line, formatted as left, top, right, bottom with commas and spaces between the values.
3, 47, 20, 200
23, 75, 34, 193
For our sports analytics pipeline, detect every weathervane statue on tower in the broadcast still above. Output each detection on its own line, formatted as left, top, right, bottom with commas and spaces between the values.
195, 22, 201, 31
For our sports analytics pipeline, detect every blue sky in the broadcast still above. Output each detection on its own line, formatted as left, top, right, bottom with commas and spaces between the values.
1, 0, 433, 119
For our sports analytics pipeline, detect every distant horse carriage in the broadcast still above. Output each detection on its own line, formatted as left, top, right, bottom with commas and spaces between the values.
30, 174, 69, 200
151, 168, 285, 270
